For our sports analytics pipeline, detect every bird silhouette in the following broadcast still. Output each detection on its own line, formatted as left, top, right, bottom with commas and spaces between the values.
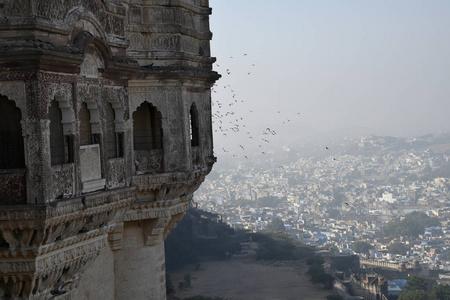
50, 281, 73, 296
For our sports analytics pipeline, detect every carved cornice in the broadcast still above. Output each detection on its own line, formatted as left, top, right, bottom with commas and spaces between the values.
132, 168, 207, 203
0, 233, 109, 299
36, 235, 108, 278
132, 168, 208, 189
0, 187, 135, 258
122, 195, 191, 222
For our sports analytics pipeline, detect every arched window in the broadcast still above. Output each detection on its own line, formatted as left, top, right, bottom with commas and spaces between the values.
106, 102, 123, 158
0, 96, 25, 169
133, 102, 163, 150
190, 103, 199, 147
49, 100, 65, 165
49, 100, 74, 165
79, 102, 92, 145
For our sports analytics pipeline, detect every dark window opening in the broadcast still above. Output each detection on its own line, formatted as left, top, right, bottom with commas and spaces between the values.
79, 102, 92, 146
106, 102, 123, 158
190, 103, 199, 147
65, 135, 74, 163
49, 100, 74, 165
117, 133, 124, 158
133, 102, 163, 150
0, 96, 25, 169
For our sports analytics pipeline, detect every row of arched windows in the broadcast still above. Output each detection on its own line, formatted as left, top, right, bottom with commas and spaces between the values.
0, 96, 201, 170
49, 100, 121, 166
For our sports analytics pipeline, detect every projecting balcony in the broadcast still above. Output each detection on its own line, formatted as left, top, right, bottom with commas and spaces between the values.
0, 168, 26, 205
0, 187, 135, 298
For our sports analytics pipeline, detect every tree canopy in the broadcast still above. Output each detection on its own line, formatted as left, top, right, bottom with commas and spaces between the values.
383, 211, 440, 238
398, 276, 438, 300
388, 241, 408, 255
352, 241, 373, 254
248, 232, 314, 260
266, 217, 286, 233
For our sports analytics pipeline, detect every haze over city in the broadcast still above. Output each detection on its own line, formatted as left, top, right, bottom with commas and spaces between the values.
210, 0, 450, 150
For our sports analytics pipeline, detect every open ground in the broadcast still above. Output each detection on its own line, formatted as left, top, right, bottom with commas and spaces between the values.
169, 258, 333, 300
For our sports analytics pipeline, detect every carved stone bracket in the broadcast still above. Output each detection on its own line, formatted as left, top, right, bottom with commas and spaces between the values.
0, 234, 109, 299
0, 187, 134, 258
119, 195, 192, 248
132, 168, 208, 201
142, 217, 169, 246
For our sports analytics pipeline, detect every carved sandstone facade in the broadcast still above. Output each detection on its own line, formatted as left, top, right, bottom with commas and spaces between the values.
0, 0, 218, 299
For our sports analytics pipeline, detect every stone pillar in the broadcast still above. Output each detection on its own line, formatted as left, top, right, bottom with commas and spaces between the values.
114, 220, 167, 300
22, 119, 48, 204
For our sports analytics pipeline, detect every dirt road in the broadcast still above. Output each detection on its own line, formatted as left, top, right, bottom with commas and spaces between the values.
170, 259, 333, 300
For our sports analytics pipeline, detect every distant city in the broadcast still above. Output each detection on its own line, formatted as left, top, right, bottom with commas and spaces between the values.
194, 132, 450, 279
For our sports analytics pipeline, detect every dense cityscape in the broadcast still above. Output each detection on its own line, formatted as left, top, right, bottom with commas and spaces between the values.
194, 133, 450, 282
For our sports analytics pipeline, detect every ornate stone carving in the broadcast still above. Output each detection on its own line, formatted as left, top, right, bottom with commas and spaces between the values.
35, 0, 125, 36
0, 170, 27, 205
107, 158, 126, 189
0, 0, 30, 16
80, 53, 104, 78
122, 196, 191, 222
134, 150, 164, 174
51, 164, 75, 199
128, 86, 179, 114
0, 81, 26, 117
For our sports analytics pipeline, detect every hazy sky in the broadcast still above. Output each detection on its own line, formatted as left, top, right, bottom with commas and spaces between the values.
209, 0, 450, 143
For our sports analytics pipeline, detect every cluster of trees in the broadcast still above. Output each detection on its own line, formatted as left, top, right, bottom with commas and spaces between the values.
265, 217, 286, 233
257, 196, 287, 208
165, 210, 240, 271
305, 256, 334, 290
352, 241, 373, 254
388, 241, 408, 255
383, 211, 440, 238
422, 161, 450, 181
399, 276, 450, 300
245, 231, 314, 261
165, 210, 314, 271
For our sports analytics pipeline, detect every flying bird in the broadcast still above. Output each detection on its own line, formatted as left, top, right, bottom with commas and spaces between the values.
50, 281, 73, 296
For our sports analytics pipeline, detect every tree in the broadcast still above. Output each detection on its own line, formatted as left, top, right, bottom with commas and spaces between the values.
184, 274, 191, 288
331, 191, 347, 207
306, 255, 324, 266
352, 241, 373, 254
402, 276, 435, 293
326, 208, 340, 219
266, 217, 286, 233
258, 196, 286, 208
398, 290, 429, 300
166, 274, 175, 295
383, 211, 440, 238
388, 241, 408, 255
433, 284, 450, 300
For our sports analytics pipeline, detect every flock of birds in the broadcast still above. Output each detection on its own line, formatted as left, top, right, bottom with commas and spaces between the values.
211, 53, 322, 162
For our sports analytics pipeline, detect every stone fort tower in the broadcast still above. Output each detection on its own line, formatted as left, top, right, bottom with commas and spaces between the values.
0, 0, 219, 299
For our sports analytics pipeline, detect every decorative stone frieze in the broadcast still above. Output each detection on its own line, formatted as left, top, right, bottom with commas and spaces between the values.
0, 81, 26, 116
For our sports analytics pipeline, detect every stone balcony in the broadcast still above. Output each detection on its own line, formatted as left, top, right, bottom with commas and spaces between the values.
0, 187, 134, 299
